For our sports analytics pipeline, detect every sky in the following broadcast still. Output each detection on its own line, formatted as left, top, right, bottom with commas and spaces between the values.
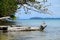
15, 0, 60, 19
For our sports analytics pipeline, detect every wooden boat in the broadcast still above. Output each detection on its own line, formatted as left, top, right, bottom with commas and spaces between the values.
0, 24, 47, 31
8, 27, 40, 31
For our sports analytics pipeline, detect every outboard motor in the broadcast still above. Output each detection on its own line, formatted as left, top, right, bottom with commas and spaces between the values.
40, 22, 47, 31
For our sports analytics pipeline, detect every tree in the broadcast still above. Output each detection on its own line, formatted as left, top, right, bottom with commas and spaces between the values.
17, 0, 51, 14
0, 0, 52, 19
0, 0, 17, 17
0, 0, 51, 25
0, 0, 51, 17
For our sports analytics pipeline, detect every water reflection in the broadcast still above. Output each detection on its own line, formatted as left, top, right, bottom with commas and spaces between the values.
0, 30, 60, 40
0, 20, 15, 25
0, 31, 8, 40
0, 31, 48, 40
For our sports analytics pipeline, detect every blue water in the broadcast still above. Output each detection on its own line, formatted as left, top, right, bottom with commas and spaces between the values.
15, 19, 60, 32
0, 19, 60, 40
15, 19, 60, 27
0, 0, 60, 40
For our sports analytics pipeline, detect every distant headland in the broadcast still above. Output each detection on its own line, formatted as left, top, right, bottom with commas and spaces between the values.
30, 17, 60, 20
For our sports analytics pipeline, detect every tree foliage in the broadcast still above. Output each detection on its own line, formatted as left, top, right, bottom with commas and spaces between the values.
0, 0, 17, 17
0, 0, 51, 25
17, 0, 51, 14
0, 0, 51, 17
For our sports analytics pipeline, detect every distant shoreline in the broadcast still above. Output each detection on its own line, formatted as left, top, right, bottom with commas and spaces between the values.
30, 17, 60, 20
30, 18, 60, 20
17, 18, 60, 20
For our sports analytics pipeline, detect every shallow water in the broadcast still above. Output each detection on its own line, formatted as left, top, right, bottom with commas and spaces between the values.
0, 0, 60, 40
15, 19, 60, 27
0, 19, 60, 40
0, 24, 60, 40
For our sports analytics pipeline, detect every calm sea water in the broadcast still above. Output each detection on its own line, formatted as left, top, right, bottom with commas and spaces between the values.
0, 19, 60, 40
15, 19, 60, 27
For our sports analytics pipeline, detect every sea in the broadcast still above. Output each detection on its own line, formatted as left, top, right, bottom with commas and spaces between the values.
0, 19, 60, 40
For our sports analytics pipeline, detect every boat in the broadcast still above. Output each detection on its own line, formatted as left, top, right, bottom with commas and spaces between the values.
8, 26, 40, 31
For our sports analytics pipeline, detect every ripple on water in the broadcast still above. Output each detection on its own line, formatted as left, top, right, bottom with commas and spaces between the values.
0, 30, 60, 40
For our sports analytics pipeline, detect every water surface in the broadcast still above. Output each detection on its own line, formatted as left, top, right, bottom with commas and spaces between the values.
0, 19, 60, 40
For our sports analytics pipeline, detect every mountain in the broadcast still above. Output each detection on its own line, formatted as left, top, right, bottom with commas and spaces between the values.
30, 17, 60, 19
30, 17, 42, 19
